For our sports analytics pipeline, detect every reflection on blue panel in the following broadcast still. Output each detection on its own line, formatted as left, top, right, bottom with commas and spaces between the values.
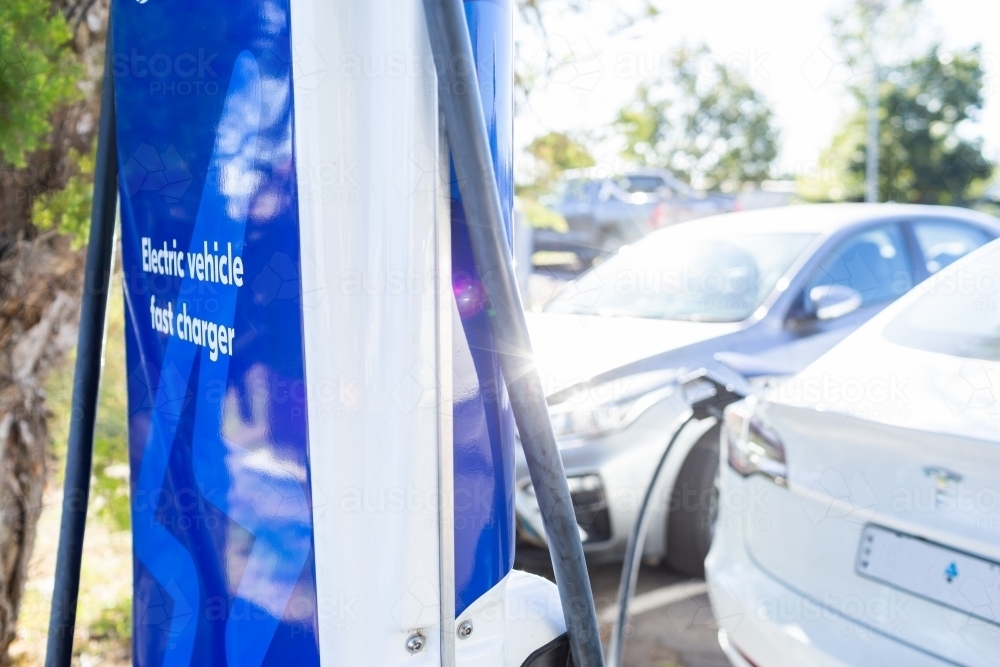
453, 0, 516, 615
114, 1, 319, 665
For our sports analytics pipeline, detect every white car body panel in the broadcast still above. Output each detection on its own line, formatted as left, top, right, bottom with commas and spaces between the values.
771, 317, 999, 441
708, 241, 1000, 666
708, 471, 960, 667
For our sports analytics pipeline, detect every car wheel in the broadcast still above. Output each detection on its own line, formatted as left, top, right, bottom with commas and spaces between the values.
665, 423, 721, 578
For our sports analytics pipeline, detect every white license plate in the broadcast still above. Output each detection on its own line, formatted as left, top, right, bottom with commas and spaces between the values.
856, 524, 1000, 626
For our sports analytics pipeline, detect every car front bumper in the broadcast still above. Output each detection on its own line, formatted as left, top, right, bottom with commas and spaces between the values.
513, 392, 711, 562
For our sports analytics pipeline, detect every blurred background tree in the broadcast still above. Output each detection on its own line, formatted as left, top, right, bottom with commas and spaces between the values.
519, 131, 595, 196
0, 0, 80, 165
800, 0, 992, 203
614, 44, 780, 192
513, 0, 665, 229
517, 131, 595, 230
515, 0, 662, 109
803, 45, 991, 203
0, 0, 109, 660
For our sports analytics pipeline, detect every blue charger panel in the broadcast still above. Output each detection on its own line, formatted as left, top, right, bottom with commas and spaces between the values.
113, 2, 320, 665
452, 0, 516, 615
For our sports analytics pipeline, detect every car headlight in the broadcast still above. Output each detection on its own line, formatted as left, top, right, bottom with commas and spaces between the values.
723, 398, 787, 486
547, 373, 676, 439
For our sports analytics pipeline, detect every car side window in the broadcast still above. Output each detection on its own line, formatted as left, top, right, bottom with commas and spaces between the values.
912, 220, 992, 275
805, 224, 914, 310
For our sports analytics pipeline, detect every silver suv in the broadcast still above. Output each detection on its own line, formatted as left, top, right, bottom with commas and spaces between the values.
533, 168, 735, 263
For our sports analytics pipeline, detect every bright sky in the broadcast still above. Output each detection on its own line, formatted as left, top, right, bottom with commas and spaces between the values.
515, 0, 1000, 183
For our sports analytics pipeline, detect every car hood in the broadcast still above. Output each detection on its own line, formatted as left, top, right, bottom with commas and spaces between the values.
766, 328, 1000, 443
525, 312, 742, 395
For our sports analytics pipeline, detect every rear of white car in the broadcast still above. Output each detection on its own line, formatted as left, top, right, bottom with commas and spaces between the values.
707, 241, 1000, 666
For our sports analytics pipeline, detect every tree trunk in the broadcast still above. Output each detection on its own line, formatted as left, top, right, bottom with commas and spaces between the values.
0, 0, 108, 659
0, 235, 83, 656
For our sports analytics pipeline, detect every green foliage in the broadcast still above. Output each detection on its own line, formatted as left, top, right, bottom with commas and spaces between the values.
47, 273, 131, 531
614, 44, 779, 192
91, 284, 132, 532
0, 0, 81, 167
803, 46, 992, 204
520, 131, 595, 197
828, 0, 927, 72
616, 85, 665, 166
32, 149, 94, 246
528, 132, 595, 176
86, 597, 132, 644
521, 197, 568, 231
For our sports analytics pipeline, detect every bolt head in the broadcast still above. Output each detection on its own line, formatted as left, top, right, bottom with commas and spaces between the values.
406, 632, 426, 654
457, 620, 473, 639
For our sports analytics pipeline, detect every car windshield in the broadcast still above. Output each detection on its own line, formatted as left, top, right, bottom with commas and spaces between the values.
544, 226, 818, 322
882, 242, 1000, 361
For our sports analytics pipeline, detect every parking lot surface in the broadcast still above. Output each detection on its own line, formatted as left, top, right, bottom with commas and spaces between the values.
517, 549, 730, 667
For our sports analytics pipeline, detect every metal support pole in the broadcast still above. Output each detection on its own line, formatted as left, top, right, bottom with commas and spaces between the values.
866, 66, 880, 203
45, 18, 118, 667
862, 0, 884, 203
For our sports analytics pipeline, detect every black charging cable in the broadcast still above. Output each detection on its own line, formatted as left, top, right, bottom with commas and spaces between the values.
608, 370, 747, 667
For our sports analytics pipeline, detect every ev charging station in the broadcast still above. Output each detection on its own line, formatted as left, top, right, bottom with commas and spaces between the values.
43, 0, 744, 665
45, 0, 606, 666
115, 0, 569, 665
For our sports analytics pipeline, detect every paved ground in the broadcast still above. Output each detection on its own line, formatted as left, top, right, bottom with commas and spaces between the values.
516, 550, 731, 667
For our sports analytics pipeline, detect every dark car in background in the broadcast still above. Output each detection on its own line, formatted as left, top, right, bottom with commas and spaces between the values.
533, 168, 736, 263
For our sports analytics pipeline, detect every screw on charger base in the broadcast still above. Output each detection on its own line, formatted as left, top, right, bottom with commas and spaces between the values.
406, 632, 426, 654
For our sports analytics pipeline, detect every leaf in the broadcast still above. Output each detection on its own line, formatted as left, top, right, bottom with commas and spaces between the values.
31, 148, 95, 247
0, 0, 81, 167
614, 43, 779, 191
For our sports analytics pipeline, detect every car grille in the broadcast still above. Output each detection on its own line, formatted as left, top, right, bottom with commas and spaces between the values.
568, 475, 612, 543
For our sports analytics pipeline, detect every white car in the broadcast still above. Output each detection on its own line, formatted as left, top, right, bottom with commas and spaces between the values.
707, 238, 1000, 666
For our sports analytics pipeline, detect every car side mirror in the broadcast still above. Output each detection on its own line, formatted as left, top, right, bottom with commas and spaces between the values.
809, 284, 862, 320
